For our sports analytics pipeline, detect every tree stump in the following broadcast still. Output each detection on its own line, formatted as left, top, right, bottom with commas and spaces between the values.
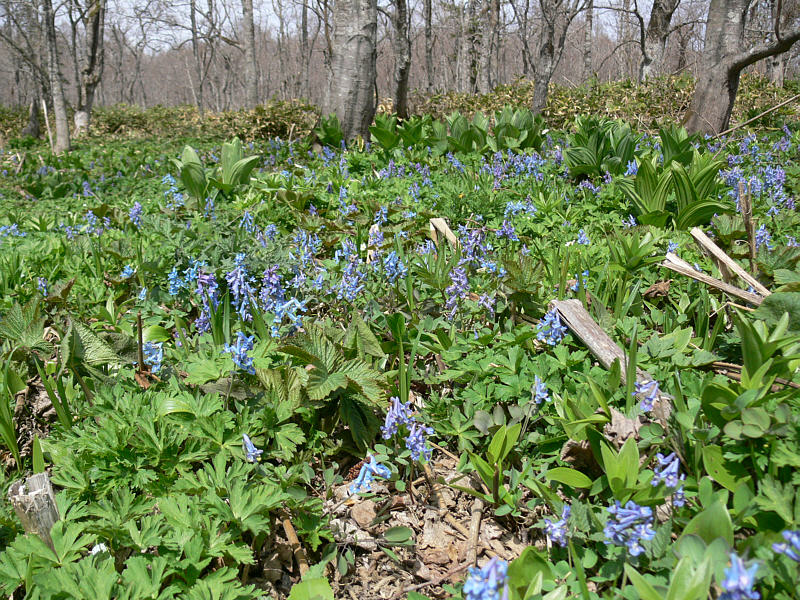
8, 472, 60, 551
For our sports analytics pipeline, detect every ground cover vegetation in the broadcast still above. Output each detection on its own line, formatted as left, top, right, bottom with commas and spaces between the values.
0, 86, 799, 600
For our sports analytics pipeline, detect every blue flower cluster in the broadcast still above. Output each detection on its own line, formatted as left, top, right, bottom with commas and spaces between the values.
634, 379, 660, 412
226, 253, 255, 321
772, 530, 800, 562
755, 225, 773, 251
272, 297, 307, 337
463, 557, 509, 600
496, 220, 518, 241
533, 375, 549, 405
335, 239, 367, 302
121, 265, 135, 279
603, 500, 656, 557
544, 505, 570, 547
37, 278, 48, 297
349, 455, 391, 495
195, 269, 220, 333
651, 452, 686, 507
382, 251, 408, 283
445, 268, 470, 318
381, 397, 433, 461
536, 309, 568, 346
720, 552, 759, 600
143, 341, 163, 374
129, 202, 143, 228
162, 174, 184, 210
0, 223, 25, 240
224, 331, 256, 374
242, 434, 263, 462
576, 229, 591, 245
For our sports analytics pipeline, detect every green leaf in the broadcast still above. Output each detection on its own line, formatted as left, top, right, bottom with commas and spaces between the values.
545, 467, 593, 489
383, 527, 414, 544
287, 577, 334, 600
752, 293, 800, 335
702, 445, 750, 492
666, 556, 712, 600
624, 564, 663, 600
681, 501, 733, 545
32, 436, 44, 473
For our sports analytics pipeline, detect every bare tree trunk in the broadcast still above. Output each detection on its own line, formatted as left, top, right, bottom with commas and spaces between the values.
478, 0, 498, 93
639, 0, 680, 80
74, 0, 106, 135
583, 0, 593, 80
685, 0, 800, 134
392, 0, 411, 117
424, 0, 433, 91
189, 0, 205, 113
242, 0, 258, 106
323, 0, 377, 139
43, 0, 70, 152
21, 96, 41, 138
301, 0, 310, 97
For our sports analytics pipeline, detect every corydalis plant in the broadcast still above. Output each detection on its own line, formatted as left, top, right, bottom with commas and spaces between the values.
382, 397, 433, 461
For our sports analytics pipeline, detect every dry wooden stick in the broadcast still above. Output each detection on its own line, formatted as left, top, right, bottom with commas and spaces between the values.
429, 218, 460, 249
662, 253, 763, 305
9, 473, 60, 551
468, 499, 484, 567
714, 93, 800, 139
281, 514, 309, 577
390, 560, 473, 599
738, 183, 757, 273
690, 227, 770, 297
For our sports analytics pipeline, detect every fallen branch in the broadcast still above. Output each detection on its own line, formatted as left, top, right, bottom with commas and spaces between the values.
714, 93, 800, 139
662, 252, 763, 305
429, 218, 460, 249
8, 473, 60, 551
281, 514, 309, 577
690, 227, 770, 297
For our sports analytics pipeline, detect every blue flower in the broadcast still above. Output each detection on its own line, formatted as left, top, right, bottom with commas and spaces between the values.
405, 422, 433, 461
349, 455, 392, 495
382, 251, 408, 283
271, 297, 306, 337
576, 229, 590, 245
226, 253, 255, 321
224, 331, 256, 374
129, 202, 143, 227
773, 530, 800, 562
634, 379, 660, 412
533, 375, 549, 405
463, 557, 509, 600
381, 397, 415, 439
667, 240, 679, 254
651, 452, 682, 490
625, 160, 638, 176
755, 225, 773, 251
37, 278, 48, 297
445, 268, 470, 318
720, 552, 759, 600
242, 434, 263, 462
536, 309, 567, 346
603, 500, 656, 557
496, 220, 519, 241
143, 341, 163, 374
622, 214, 637, 228
544, 505, 570, 547
167, 267, 184, 296
121, 265, 135, 279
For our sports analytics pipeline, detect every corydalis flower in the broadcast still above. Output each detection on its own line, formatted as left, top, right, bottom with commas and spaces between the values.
445, 267, 469, 318
224, 331, 255, 374
381, 396, 414, 439
544, 505, 570, 547
226, 253, 255, 321
463, 557, 509, 600
773, 530, 800, 562
651, 452, 687, 507
129, 202, 143, 228
533, 375, 549, 405
121, 265, 135, 279
720, 552, 760, 600
381, 396, 432, 462
143, 341, 163, 373
37, 277, 48, 297
604, 500, 656, 557
349, 454, 391, 495
755, 224, 773, 251
406, 422, 434, 461
634, 379, 660, 412
576, 229, 590, 245
242, 434, 263, 462
536, 309, 567, 346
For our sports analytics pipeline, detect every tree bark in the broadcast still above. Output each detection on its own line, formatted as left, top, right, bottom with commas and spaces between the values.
530, 0, 581, 114
685, 0, 800, 134
74, 0, 107, 135
43, 0, 70, 153
242, 0, 258, 106
323, 0, 377, 140
424, 0, 433, 91
391, 0, 412, 117
639, 0, 680, 80
21, 96, 41, 138
479, 0, 499, 93
583, 0, 593, 80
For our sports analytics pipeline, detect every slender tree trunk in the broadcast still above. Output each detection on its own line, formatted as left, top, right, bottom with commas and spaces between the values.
424, 0, 433, 91
685, 0, 800, 134
242, 0, 258, 106
532, 27, 555, 114
583, 0, 593, 80
43, 0, 70, 152
323, 0, 377, 139
189, 0, 204, 113
639, 0, 680, 80
74, 0, 106, 135
301, 0, 310, 97
21, 96, 40, 138
478, 0, 496, 93
392, 0, 411, 117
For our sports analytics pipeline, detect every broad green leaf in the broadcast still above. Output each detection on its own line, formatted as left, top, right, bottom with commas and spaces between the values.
545, 467, 593, 489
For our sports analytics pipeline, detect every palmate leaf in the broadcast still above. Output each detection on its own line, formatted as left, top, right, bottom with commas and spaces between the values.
71, 321, 120, 366
307, 369, 348, 402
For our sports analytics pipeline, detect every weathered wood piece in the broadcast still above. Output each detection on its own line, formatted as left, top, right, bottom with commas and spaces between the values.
551, 299, 672, 425
690, 227, 770, 297
8, 472, 60, 550
662, 252, 763, 305
429, 218, 460, 249
551, 299, 627, 375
